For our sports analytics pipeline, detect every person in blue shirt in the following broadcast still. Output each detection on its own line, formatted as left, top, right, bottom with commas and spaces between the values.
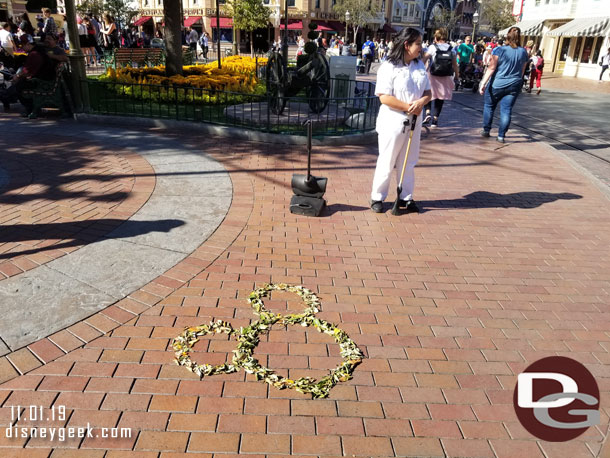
478, 27, 529, 143
362, 36, 376, 74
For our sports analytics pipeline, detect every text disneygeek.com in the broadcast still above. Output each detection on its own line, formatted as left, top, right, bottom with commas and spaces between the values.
4, 405, 132, 442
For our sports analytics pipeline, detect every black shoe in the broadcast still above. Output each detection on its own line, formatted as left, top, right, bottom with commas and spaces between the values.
371, 200, 383, 213
480, 130, 490, 138
405, 200, 420, 214
397, 199, 408, 208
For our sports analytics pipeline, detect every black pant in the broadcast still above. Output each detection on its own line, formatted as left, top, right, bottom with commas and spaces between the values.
364, 55, 373, 74
1, 79, 34, 112
425, 99, 445, 121
600, 65, 608, 80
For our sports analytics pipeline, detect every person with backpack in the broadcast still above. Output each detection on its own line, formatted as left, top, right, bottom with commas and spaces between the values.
422, 28, 459, 128
362, 36, 375, 74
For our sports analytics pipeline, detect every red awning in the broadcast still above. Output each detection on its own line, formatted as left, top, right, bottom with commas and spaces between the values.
133, 16, 152, 27
280, 20, 303, 30
313, 21, 334, 32
184, 16, 202, 28
327, 21, 345, 32
210, 17, 233, 28
381, 23, 397, 34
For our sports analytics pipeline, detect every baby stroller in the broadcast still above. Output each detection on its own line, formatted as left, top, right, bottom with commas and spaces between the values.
457, 63, 483, 92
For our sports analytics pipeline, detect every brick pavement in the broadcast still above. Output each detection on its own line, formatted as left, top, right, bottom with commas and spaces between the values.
0, 108, 609, 457
0, 134, 152, 279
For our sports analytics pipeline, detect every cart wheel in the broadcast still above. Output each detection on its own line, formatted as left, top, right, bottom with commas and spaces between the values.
306, 52, 330, 114
266, 52, 286, 115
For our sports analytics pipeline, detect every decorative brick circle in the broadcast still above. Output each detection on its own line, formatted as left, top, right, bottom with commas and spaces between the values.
0, 138, 155, 280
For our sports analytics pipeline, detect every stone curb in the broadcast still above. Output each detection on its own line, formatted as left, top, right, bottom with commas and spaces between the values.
75, 114, 378, 146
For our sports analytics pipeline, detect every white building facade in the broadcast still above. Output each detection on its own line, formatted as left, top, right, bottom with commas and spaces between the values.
503, 0, 609, 80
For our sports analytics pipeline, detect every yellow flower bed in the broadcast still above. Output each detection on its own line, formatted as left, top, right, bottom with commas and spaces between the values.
101, 55, 268, 95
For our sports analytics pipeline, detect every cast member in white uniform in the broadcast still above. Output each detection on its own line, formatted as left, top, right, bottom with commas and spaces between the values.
370, 27, 431, 213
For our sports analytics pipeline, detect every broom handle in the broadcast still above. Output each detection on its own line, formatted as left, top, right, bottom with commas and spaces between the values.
398, 114, 417, 187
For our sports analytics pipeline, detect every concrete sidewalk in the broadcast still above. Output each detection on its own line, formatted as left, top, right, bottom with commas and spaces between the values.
0, 101, 609, 457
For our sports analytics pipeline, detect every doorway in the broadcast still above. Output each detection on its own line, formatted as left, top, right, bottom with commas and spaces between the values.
555, 37, 571, 74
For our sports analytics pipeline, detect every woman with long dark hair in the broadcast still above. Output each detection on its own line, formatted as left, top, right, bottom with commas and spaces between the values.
370, 27, 431, 214
479, 26, 529, 143
101, 13, 119, 49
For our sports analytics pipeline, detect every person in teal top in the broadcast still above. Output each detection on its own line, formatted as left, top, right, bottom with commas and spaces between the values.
457, 35, 474, 74
478, 27, 529, 143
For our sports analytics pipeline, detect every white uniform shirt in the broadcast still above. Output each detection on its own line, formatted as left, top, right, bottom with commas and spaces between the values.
602, 52, 610, 66
375, 58, 431, 129
0, 29, 14, 55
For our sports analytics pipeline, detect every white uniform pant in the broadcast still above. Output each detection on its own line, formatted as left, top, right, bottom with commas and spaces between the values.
371, 117, 422, 202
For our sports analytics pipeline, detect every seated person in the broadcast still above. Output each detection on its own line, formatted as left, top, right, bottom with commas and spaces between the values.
1, 34, 67, 114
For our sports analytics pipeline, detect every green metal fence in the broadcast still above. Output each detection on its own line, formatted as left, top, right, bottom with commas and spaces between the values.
86, 78, 379, 136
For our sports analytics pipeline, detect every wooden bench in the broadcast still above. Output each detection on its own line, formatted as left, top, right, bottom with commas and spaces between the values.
20, 62, 72, 119
103, 48, 164, 69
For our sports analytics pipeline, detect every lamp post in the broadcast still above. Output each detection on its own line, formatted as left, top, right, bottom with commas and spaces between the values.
472, 10, 479, 42
64, 0, 87, 112
282, 0, 288, 75
232, 17, 238, 56
216, 0, 221, 68
345, 11, 350, 43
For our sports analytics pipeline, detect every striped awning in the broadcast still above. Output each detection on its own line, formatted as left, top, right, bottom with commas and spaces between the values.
546, 17, 610, 37
498, 19, 545, 37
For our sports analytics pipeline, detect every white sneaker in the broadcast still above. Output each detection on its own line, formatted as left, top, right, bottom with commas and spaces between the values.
423, 114, 431, 124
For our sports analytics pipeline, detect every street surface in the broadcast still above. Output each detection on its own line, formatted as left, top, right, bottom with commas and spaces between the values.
0, 68, 609, 457
452, 74, 610, 195
361, 65, 610, 196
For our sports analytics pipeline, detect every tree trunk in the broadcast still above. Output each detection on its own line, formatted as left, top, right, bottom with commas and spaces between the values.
250, 30, 254, 58
163, 0, 183, 76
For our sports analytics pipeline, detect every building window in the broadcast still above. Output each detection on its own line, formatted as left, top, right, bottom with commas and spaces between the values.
559, 37, 570, 61
263, 0, 269, 4
332, 0, 336, 5
287, 0, 295, 6
572, 37, 582, 61
316, 0, 320, 8
580, 36, 594, 63
592, 37, 603, 63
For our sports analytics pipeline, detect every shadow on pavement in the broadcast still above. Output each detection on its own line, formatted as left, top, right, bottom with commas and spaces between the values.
420, 191, 583, 211
0, 218, 185, 259
322, 203, 370, 216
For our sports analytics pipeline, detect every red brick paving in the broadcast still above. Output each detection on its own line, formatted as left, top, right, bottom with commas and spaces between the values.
0, 137, 154, 279
0, 117, 609, 457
